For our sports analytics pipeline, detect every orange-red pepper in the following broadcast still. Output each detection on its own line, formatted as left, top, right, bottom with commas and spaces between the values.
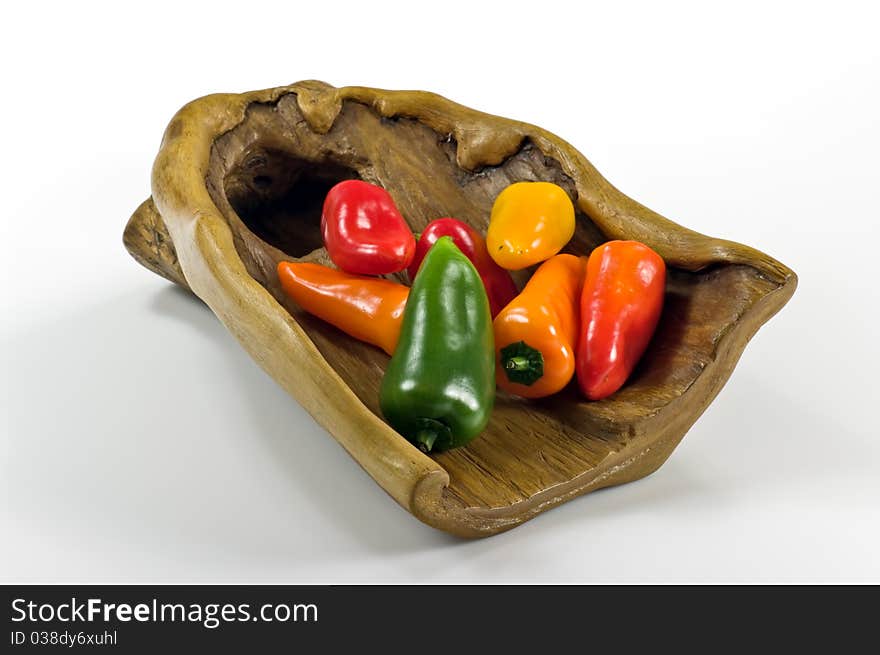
493, 254, 587, 398
576, 241, 666, 400
277, 261, 408, 356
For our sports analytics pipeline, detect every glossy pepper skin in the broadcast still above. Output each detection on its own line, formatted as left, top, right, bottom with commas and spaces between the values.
486, 181, 576, 270
277, 261, 408, 356
576, 240, 666, 400
380, 237, 495, 453
321, 180, 415, 275
407, 217, 518, 317
494, 254, 587, 398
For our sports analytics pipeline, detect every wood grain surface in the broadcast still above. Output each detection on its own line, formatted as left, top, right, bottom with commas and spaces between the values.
124, 81, 796, 537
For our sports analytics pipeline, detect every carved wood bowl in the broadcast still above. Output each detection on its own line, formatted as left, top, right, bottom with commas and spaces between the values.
124, 81, 796, 537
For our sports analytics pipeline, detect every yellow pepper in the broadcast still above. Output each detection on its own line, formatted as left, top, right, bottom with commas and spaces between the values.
486, 182, 576, 270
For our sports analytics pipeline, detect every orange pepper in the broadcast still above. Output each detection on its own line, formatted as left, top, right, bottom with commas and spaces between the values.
493, 254, 587, 398
486, 182, 576, 270
277, 262, 408, 356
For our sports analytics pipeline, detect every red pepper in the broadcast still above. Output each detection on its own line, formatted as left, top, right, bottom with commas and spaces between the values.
321, 180, 415, 275
407, 218, 518, 317
576, 240, 666, 400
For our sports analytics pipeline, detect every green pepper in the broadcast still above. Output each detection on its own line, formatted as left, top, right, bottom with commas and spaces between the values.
380, 236, 495, 453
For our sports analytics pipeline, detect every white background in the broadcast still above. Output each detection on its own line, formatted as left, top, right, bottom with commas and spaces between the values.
2, 1, 878, 583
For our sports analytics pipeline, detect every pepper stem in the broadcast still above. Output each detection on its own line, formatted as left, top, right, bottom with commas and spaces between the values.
505, 356, 532, 371
411, 418, 452, 453
500, 340, 545, 386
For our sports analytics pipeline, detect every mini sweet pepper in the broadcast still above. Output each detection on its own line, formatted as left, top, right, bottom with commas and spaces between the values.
277, 261, 408, 356
408, 217, 518, 317
576, 240, 666, 400
494, 254, 587, 398
486, 181, 576, 270
321, 180, 415, 275
380, 237, 495, 453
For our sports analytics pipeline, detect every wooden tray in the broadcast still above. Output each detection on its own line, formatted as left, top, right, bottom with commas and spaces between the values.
124, 81, 796, 537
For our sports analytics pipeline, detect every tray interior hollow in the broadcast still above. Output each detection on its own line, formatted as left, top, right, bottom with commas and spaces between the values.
226, 150, 360, 258
204, 93, 781, 512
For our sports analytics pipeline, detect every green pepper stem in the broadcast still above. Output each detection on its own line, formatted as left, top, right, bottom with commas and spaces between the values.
411, 418, 452, 453
415, 430, 439, 453
500, 340, 545, 386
